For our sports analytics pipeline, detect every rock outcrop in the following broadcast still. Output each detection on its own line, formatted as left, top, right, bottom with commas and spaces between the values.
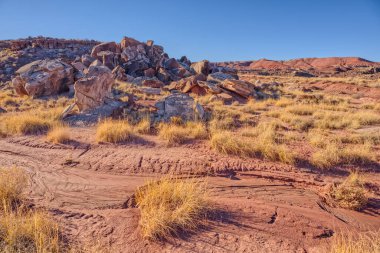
74, 66, 114, 111
0, 37, 99, 84
155, 93, 205, 121
12, 59, 74, 97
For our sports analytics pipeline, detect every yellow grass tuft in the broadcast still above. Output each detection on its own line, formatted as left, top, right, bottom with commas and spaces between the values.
96, 120, 135, 143
211, 122, 295, 164
0, 167, 60, 253
328, 172, 368, 210
311, 142, 374, 169
158, 121, 208, 145
134, 117, 151, 135
0, 167, 28, 208
329, 230, 380, 253
0, 205, 60, 253
46, 126, 70, 144
135, 177, 209, 240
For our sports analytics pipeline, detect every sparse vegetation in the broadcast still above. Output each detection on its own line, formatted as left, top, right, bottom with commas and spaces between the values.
134, 117, 152, 135
311, 142, 374, 169
211, 121, 295, 164
329, 230, 380, 253
96, 120, 135, 143
46, 125, 70, 144
0, 167, 60, 253
328, 172, 368, 210
158, 120, 208, 145
135, 177, 209, 240
0, 167, 28, 208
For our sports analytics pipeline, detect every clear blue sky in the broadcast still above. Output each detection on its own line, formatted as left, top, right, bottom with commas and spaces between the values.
0, 0, 379, 62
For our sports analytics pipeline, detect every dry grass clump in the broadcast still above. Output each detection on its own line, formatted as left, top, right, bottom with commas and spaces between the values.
46, 125, 70, 144
0, 206, 60, 253
96, 120, 135, 143
0, 167, 60, 253
311, 142, 374, 169
211, 122, 295, 164
280, 113, 314, 131
134, 117, 151, 134
315, 111, 380, 130
158, 121, 208, 145
0, 106, 64, 136
0, 167, 28, 208
328, 172, 368, 210
135, 177, 209, 240
329, 230, 380, 253
286, 104, 315, 116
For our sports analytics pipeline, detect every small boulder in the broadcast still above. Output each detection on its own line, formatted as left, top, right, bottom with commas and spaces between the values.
155, 93, 205, 121
219, 79, 256, 98
81, 54, 95, 67
207, 72, 237, 83
191, 60, 209, 75
91, 42, 121, 58
120, 36, 141, 49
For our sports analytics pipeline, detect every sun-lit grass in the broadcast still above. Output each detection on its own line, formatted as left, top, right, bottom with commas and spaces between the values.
134, 117, 151, 135
0, 205, 60, 253
158, 121, 208, 145
0, 107, 64, 136
286, 104, 315, 116
329, 230, 380, 253
46, 125, 70, 144
96, 120, 135, 143
0, 167, 28, 208
328, 172, 368, 210
311, 142, 374, 169
135, 177, 209, 240
0, 166, 60, 253
315, 111, 380, 130
211, 121, 295, 164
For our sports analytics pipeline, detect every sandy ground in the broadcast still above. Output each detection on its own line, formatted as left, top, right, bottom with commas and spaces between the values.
1, 127, 379, 253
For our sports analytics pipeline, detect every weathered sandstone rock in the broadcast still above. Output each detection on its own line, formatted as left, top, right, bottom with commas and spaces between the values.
12, 59, 74, 97
191, 60, 209, 75
155, 93, 205, 121
219, 79, 256, 98
74, 66, 114, 111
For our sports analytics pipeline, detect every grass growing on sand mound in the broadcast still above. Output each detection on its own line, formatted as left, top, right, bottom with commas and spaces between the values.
328, 172, 368, 210
135, 177, 209, 240
329, 230, 380, 253
96, 120, 135, 143
0, 206, 60, 253
46, 125, 70, 144
0, 167, 60, 253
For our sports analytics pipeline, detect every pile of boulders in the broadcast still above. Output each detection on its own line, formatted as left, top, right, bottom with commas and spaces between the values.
9, 35, 281, 121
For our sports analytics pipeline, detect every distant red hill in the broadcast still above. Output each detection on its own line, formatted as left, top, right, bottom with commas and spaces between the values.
218, 57, 380, 74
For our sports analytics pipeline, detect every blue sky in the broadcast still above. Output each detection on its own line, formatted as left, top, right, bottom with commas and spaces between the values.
0, 0, 379, 62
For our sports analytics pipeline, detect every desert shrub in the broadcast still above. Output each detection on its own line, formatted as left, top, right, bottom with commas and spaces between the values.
328, 172, 368, 210
96, 120, 135, 143
135, 177, 209, 240
0, 206, 60, 253
134, 117, 151, 134
275, 98, 294, 107
0, 167, 28, 208
158, 121, 208, 145
46, 125, 70, 144
311, 142, 373, 169
329, 230, 380, 253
